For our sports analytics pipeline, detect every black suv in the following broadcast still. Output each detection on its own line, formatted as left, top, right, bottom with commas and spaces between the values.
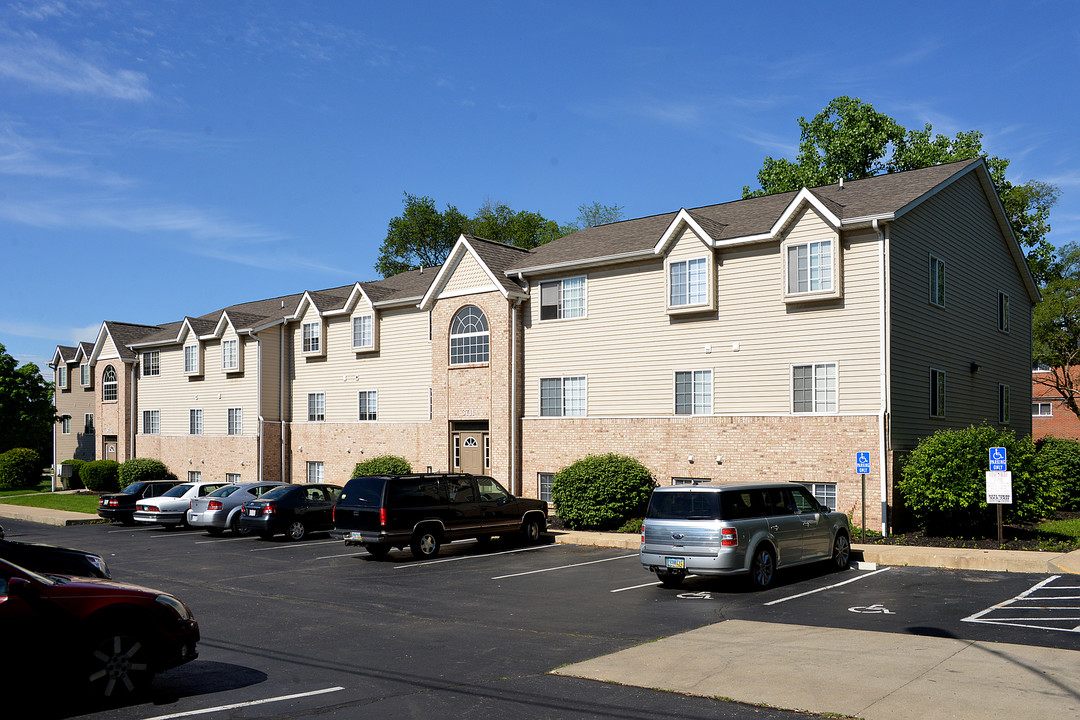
332, 473, 548, 559
98, 479, 181, 524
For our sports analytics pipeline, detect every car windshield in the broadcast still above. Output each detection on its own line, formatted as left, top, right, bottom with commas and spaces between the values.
121, 482, 147, 495
162, 484, 193, 498
259, 486, 297, 501
209, 486, 240, 498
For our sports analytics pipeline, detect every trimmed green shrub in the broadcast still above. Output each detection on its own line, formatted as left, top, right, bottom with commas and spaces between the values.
118, 458, 174, 489
0, 448, 42, 490
1037, 436, 1080, 511
61, 458, 86, 489
551, 453, 656, 531
898, 424, 1059, 534
81, 459, 121, 493
352, 454, 411, 477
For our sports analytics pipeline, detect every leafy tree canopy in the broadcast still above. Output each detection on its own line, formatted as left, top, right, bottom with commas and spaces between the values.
375, 194, 625, 278
0, 344, 55, 460
743, 96, 1060, 284
1033, 242, 1080, 419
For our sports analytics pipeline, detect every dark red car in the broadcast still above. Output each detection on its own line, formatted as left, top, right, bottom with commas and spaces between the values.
0, 558, 199, 702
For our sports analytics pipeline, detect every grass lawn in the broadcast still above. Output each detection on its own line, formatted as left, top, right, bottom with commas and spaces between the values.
1035, 516, 1080, 552
0, 481, 53, 498
0, 491, 100, 514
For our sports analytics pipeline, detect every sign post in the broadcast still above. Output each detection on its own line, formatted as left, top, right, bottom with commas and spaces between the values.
856, 452, 871, 543
986, 447, 1012, 543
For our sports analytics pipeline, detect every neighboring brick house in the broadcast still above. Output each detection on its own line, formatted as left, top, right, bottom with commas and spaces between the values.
50, 158, 1036, 533
1032, 367, 1080, 440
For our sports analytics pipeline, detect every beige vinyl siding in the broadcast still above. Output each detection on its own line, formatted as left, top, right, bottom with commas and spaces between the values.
290, 306, 431, 423
138, 334, 259, 437
523, 217, 882, 417
667, 228, 712, 261
98, 335, 121, 360
889, 171, 1033, 448
441, 252, 497, 296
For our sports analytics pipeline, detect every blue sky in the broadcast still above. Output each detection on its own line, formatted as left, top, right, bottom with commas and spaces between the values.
2, 1, 1078, 373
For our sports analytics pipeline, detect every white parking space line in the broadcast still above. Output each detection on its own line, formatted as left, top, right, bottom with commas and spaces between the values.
108, 527, 152, 533
248, 539, 341, 552
194, 536, 257, 545
763, 567, 892, 606
314, 551, 369, 560
394, 543, 557, 569
962, 575, 1080, 633
148, 531, 203, 539
141, 686, 344, 720
611, 580, 664, 593
491, 553, 637, 580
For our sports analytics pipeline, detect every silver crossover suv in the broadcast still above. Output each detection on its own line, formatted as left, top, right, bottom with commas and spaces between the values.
640, 481, 851, 590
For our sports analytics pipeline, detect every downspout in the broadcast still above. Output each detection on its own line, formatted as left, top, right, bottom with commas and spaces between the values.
49, 363, 57, 492
874, 218, 890, 537
511, 297, 521, 495
129, 361, 137, 461
253, 331, 263, 483
280, 323, 287, 484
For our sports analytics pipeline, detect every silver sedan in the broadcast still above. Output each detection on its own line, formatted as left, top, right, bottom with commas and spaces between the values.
187, 482, 286, 536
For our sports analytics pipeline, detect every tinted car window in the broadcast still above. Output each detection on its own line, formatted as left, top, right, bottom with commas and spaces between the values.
162, 484, 193, 498
476, 477, 509, 504
260, 486, 299, 501
447, 477, 475, 504
210, 486, 240, 498
121, 482, 148, 495
719, 490, 762, 520
647, 491, 722, 520
341, 478, 386, 507
389, 478, 442, 508
762, 488, 794, 515
791, 487, 821, 513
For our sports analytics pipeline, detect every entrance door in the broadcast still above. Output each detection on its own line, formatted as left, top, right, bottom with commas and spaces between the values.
452, 432, 488, 476
103, 435, 117, 462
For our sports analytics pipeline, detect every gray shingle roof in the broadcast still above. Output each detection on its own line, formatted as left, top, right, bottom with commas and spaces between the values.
103, 321, 163, 360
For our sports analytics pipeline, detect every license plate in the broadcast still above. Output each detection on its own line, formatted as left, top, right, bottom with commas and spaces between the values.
666, 557, 685, 569
189, 514, 199, 522
348, 532, 363, 541
246, 509, 257, 516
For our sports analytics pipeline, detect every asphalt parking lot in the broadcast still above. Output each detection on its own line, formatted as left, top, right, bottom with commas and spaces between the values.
5, 518, 1079, 719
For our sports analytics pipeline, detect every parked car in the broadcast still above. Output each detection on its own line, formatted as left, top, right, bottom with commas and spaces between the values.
0, 524, 110, 578
0, 557, 199, 701
187, 482, 286, 536
98, 479, 182, 525
133, 481, 227, 528
237, 483, 342, 540
331, 473, 549, 559
639, 481, 851, 590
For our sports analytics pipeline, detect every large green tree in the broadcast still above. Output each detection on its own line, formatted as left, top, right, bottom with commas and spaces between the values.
0, 344, 55, 463
743, 96, 1060, 284
1033, 243, 1080, 420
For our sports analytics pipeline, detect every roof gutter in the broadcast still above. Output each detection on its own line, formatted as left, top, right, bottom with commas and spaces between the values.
506, 249, 655, 278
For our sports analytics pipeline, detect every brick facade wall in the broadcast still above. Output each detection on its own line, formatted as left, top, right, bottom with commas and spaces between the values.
136, 434, 261, 484
289, 421, 436, 485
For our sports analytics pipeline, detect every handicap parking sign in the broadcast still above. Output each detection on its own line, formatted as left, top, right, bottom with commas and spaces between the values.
856, 452, 871, 474
989, 447, 1007, 472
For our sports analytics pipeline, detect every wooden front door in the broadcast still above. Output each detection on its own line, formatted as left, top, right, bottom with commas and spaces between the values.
453, 432, 488, 476
103, 435, 117, 462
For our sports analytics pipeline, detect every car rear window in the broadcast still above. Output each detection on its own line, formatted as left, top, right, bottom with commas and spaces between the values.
340, 477, 386, 507
121, 482, 147, 495
260, 485, 299, 501
162, 484, 192, 498
647, 491, 722, 520
209, 486, 240, 497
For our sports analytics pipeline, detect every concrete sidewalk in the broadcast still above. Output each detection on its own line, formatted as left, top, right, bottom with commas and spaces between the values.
0, 502, 105, 527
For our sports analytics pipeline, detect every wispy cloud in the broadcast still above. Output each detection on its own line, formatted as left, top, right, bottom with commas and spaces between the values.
0, 319, 98, 345
0, 31, 151, 100
735, 129, 798, 158
0, 121, 133, 186
10, 1, 71, 22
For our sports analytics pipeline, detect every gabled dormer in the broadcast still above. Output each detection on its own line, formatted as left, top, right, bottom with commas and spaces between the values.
771, 189, 843, 304
212, 312, 245, 374
178, 319, 204, 376
654, 209, 719, 315
289, 291, 328, 359
343, 282, 379, 354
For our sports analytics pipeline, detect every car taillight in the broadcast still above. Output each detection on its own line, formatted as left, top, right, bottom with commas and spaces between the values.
721, 527, 738, 547
142, 505, 158, 513
263, 503, 276, 515
380, 507, 386, 527
108, 499, 118, 507
332, 505, 336, 523
640, 520, 646, 544
207, 500, 222, 510
99, 497, 106, 506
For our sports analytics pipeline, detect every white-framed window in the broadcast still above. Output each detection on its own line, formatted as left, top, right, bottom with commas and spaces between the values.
184, 345, 199, 374
786, 239, 834, 295
484, 435, 490, 469
188, 471, 201, 482
540, 376, 586, 417
80, 363, 90, 386
669, 257, 708, 307
142, 351, 160, 377
189, 409, 203, 435
302, 321, 321, 353
227, 407, 243, 435
801, 482, 838, 511
998, 292, 1009, 332
308, 392, 325, 422
84, 413, 94, 434
61, 416, 70, 434
538, 472, 554, 503
102, 365, 117, 401
306, 461, 324, 484
673, 477, 711, 486
675, 370, 712, 415
929, 254, 945, 307
222, 339, 239, 371
226, 473, 241, 484
930, 368, 946, 418
453, 435, 460, 469
792, 363, 837, 414
142, 410, 160, 435
358, 390, 377, 421
352, 314, 374, 349
999, 384, 1010, 424
56, 365, 67, 388
539, 277, 586, 320
449, 305, 489, 365
429, 387, 433, 421
1033, 402, 1053, 417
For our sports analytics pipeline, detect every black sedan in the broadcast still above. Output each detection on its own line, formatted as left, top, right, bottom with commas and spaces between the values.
0, 524, 110, 578
97, 479, 182, 524
237, 483, 342, 540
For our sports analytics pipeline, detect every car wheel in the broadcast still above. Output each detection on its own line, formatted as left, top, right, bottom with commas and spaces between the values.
520, 517, 545, 544
655, 569, 685, 588
230, 515, 251, 537
410, 528, 441, 559
85, 627, 154, 699
205, 528, 224, 537
750, 544, 776, 590
364, 543, 391, 559
286, 521, 306, 541
832, 532, 851, 571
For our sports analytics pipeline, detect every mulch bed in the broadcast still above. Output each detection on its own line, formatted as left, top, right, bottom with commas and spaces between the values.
862, 511, 1080, 553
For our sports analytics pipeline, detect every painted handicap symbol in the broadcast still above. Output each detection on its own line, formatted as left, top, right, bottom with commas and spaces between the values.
848, 603, 895, 614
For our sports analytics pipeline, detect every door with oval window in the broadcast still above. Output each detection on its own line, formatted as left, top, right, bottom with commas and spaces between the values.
452, 432, 488, 476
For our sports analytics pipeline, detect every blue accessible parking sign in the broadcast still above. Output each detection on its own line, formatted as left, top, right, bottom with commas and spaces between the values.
856, 452, 871, 474
989, 447, 1007, 472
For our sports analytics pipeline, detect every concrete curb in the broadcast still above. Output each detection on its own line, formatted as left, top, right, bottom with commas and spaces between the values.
0, 504, 106, 527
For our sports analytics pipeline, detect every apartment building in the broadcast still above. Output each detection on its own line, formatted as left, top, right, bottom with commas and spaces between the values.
51, 158, 1036, 531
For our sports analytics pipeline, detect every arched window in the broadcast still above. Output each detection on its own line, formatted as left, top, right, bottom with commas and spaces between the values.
102, 365, 117, 401
449, 305, 489, 365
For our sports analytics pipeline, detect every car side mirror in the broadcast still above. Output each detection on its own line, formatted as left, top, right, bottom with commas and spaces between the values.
7, 577, 31, 596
